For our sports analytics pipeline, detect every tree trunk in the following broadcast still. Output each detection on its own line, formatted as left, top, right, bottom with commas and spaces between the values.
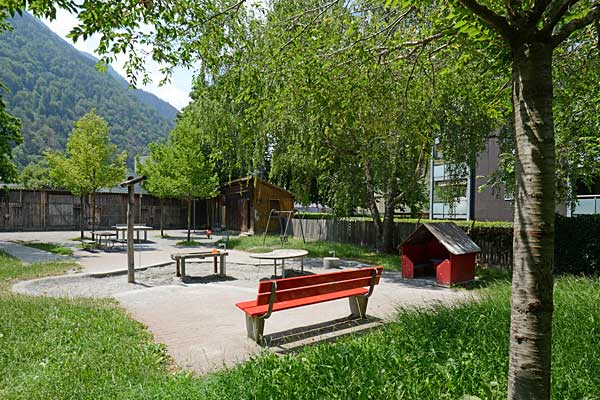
507, 40, 555, 400
80, 195, 85, 239
187, 198, 192, 242
160, 198, 164, 237
364, 160, 385, 251
91, 192, 96, 235
381, 200, 396, 254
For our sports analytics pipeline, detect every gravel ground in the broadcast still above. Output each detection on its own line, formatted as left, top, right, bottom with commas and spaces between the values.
12, 258, 372, 299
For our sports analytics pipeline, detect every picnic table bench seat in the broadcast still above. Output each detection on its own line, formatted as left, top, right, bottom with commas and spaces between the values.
236, 266, 383, 344
111, 238, 127, 248
196, 229, 212, 239
80, 239, 96, 249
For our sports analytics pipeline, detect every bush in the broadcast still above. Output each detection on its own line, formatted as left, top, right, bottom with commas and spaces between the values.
555, 214, 600, 275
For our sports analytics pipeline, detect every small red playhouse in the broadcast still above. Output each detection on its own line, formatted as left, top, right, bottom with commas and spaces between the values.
400, 222, 480, 286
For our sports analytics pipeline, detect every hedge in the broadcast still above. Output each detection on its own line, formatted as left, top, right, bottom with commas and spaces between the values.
555, 214, 600, 275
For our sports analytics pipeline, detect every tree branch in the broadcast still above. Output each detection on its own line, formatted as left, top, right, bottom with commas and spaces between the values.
542, 0, 581, 33
376, 31, 449, 58
551, 4, 600, 47
528, 0, 552, 23
279, 0, 340, 51
455, 0, 514, 41
201, 0, 246, 24
325, 7, 415, 58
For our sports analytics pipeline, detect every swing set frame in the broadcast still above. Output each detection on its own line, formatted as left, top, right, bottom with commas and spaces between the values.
262, 209, 306, 245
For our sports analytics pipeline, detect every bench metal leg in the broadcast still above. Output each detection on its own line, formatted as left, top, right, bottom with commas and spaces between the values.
176, 259, 181, 277
349, 296, 369, 319
180, 259, 186, 278
245, 314, 265, 344
214, 257, 218, 274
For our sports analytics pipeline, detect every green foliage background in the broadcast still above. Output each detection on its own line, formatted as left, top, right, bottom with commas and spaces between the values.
0, 13, 177, 168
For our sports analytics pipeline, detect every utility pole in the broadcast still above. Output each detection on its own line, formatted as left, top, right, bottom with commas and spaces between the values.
120, 175, 146, 283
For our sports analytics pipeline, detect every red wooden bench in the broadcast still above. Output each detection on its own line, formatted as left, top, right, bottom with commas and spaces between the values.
236, 266, 383, 344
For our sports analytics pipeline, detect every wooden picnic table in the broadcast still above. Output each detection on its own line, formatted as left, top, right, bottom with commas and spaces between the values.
170, 250, 228, 279
249, 249, 309, 277
93, 231, 117, 249
113, 224, 152, 241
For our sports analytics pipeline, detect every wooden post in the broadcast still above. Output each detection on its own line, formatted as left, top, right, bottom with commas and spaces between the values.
120, 176, 146, 284
127, 184, 135, 283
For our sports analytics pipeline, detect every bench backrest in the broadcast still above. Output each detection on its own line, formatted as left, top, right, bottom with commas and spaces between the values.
256, 267, 383, 306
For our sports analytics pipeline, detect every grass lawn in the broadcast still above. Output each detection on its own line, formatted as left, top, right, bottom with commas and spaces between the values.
1, 250, 598, 399
219, 234, 401, 271
16, 241, 74, 256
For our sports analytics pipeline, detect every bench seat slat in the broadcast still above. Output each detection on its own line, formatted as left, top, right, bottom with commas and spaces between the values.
236, 287, 368, 316
256, 275, 381, 305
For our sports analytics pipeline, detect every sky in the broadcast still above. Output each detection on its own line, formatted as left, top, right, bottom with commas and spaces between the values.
41, 10, 194, 110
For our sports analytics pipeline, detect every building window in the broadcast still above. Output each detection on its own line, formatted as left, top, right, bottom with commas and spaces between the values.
571, 195, 599, 215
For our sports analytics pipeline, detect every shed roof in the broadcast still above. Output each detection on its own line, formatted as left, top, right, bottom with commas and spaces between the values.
401, 222, 481, 255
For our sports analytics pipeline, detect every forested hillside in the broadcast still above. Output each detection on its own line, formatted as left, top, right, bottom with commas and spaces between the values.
0, 13, 178, 168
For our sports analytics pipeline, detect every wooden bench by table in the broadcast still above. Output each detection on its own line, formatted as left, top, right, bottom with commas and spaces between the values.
170, 251, 228, 279
111, 238, 127, 248
236, 266, 383, 344
195, 229, 212, 239
80, 239, 96, 250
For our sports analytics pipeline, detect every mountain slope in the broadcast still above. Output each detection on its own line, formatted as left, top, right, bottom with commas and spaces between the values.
0, 13, 178, 167
81, 52, 179, 121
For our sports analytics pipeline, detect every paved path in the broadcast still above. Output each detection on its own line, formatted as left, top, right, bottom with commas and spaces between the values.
0, 241, 72, 264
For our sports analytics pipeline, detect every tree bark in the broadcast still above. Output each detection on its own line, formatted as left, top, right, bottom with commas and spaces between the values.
364, 160, 384, 250
187, 198, 192, 242
80, 195, 85, 239
381, 199, 396, 253
91, 192, 96, 235
160, 198, 164, 237
507, 40, 555, 400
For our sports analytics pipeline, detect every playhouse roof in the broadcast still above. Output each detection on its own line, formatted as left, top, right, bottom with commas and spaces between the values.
400, 222, 481, 255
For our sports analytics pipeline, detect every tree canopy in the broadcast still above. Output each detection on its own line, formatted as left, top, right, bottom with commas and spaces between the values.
46, 109, 126, 235
0, 83, 22, 183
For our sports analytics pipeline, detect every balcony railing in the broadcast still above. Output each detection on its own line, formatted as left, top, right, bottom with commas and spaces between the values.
572, 195, 600, 215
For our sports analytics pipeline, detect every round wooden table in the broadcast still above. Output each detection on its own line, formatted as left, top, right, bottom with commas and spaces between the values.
250, 249, 309, 277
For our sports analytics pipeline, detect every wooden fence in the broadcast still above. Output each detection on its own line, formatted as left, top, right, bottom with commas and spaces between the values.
0, 189, 192, 231
290, 219, 513, 268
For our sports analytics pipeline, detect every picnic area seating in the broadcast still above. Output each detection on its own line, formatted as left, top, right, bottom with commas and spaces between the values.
236, 266, 383, 344
111, 238, 127, 248
170, 250, 228, 279
80, 239, 96, 250
196, 229, 212, 239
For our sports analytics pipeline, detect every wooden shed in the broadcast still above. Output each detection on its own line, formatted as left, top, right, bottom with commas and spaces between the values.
400, 222, 481, 286
222, 177, 295, 233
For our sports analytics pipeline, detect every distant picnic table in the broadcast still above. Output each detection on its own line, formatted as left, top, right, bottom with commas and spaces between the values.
113, 224, 152, 242
249, 249, 308, 277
